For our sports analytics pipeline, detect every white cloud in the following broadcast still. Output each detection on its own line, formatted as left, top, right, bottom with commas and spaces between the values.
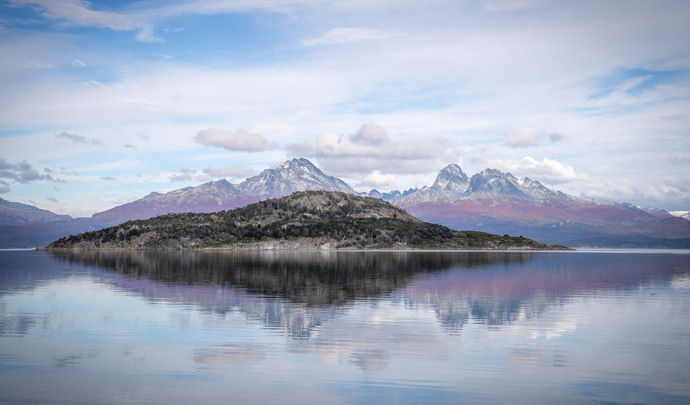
351, 122, 390, 145
289, 131, 376, 158
481, 157, 588, 185
359, 170, 397, 189
288, 123, 459, 178
195, 128, 270, 152
301, 27, 399, 46
580, 178, 690, 206
202, 166, 258, 180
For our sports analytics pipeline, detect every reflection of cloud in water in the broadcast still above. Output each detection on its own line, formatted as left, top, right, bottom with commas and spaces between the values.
290, 301, 449, 373
672, 274, 690, 289
103, 273, 342, 339
40, 249, 690, 373
402, 252, 690, 333
45, 250, 690, 335
0, 310, 46, 337
507, 347, 544, 367
194, 344, 266, 368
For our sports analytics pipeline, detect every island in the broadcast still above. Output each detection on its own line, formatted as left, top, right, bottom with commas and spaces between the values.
45, 191, 570, 250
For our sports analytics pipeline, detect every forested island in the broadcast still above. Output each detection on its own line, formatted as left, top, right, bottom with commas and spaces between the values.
46, 191, 569, 250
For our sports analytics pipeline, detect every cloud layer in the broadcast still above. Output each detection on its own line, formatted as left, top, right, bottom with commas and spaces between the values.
288, 123, 459, 180
1, 0, 689, 213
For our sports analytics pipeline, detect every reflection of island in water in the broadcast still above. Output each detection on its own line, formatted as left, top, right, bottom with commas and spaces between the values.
50, 250, 689, 337
51, 250, 535, 306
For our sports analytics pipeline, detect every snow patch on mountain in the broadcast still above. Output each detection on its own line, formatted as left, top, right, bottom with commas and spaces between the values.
238, 158, 354, 197
670, 211, 690, 221
399, 164, 470, 204
636, 205, 674, 219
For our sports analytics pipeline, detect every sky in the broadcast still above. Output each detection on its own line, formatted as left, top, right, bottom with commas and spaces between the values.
0, 0, 689, 217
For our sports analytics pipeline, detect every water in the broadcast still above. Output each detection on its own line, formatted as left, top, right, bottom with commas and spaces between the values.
1, 249, 689, 404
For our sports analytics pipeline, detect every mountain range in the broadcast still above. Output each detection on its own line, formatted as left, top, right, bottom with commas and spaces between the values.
47, 190, 564, 250
388, 165, 690, 247
2, 158, 689, 248
0, 197, 71, 226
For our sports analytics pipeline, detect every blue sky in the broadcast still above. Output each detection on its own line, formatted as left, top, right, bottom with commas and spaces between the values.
1, 0, 689, 217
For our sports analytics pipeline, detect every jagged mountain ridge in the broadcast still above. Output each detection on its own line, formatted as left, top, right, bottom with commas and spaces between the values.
2, 158, 688, 248
92, 158, 353, 224
93, 179, 261, 223
2, 158, 349, 247
47, 191, 563, 250
383, 165, 569, 205
0, 197, 72, 226
391, 164, 690, 247
397, 164, 470, 204
238, 158, 355, 197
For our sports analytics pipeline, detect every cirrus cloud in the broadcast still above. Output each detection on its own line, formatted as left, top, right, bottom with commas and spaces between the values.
301, 27, 400, 47
55, 132, 102, 145
9, 0, 159, 41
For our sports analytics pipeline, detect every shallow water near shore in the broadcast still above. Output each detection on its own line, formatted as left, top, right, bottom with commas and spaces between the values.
1, 249, 689, 404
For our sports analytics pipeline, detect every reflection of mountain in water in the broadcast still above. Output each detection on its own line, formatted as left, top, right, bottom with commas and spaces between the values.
48, 250, 690, 338
404, 253, 690, 332
51, 250, 530, 306
49, 250, 535, 338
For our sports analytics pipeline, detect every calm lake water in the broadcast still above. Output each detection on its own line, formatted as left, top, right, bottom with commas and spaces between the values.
1, 249, 689, 404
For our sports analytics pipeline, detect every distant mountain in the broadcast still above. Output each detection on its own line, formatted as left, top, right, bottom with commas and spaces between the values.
364, 187, 417, 202
46, 191, 565, 250
397, 164, 470, 204
93, 158, 354, 224
238, 158, 355, 197
635, 205, 675, 219
396, 165, 690, 247
4, 158, 689, 248
93, 179, 262, 224
0, 159, 358, 248
0, 197, 71, 226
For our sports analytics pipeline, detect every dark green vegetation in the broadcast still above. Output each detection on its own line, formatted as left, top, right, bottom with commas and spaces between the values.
47, 191, 568, 250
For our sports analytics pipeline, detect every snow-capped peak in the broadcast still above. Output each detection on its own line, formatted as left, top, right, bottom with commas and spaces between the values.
432, 164, 470, 192
468, 169, 524, 197
398, 164, 470, 204
238, 158, 355, 198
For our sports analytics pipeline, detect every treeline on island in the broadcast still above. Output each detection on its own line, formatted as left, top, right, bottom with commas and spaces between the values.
46, 191, 569, 250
